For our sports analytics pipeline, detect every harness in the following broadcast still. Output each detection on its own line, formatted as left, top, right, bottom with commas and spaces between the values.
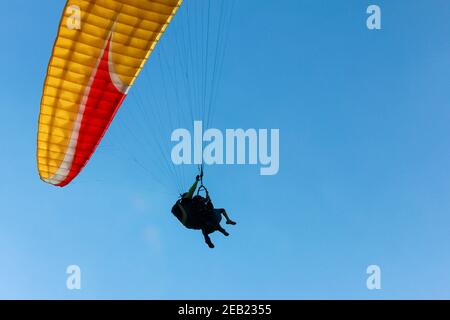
177, 202, 189, 226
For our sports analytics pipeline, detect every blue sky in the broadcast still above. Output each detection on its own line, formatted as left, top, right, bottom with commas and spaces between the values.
0, 0, 449, 299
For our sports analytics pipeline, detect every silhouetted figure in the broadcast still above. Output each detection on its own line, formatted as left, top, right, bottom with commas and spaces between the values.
171, 174, 236, 248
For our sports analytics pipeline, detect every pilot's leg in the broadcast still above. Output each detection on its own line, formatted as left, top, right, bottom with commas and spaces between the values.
202, 228, 215, 248
216, 225, 230, 237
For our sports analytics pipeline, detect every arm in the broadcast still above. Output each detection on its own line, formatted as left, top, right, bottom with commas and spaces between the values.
204, 190, 214, 209
185, 177, 200, 199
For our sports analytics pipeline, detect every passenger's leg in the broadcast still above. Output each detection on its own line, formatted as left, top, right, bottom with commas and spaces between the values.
219, 209, 236, 225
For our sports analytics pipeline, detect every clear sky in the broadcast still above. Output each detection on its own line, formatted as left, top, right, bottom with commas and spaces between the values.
0, 0, 449, 299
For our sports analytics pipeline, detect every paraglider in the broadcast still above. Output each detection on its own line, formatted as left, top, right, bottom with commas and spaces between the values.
36, 0, 182, 187
37, 0, 238, 247
171, 168, 237, 248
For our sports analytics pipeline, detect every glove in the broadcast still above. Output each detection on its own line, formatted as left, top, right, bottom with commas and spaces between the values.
196, 175, 200, 181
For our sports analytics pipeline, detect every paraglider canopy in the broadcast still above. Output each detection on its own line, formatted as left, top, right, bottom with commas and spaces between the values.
36, 0, 182, 187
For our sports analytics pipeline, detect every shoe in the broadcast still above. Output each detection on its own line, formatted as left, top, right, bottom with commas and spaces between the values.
226, 220, 237, 225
